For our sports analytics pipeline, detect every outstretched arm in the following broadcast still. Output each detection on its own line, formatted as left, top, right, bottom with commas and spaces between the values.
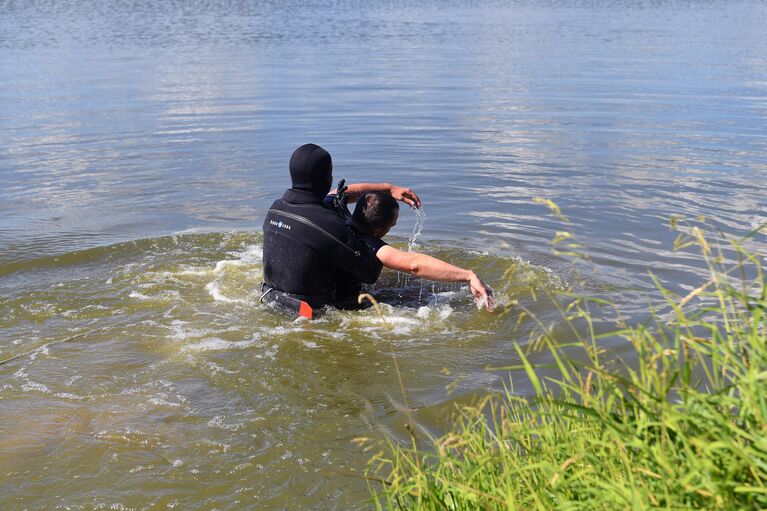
331, 182, 421, 208
376, 245, 494, 310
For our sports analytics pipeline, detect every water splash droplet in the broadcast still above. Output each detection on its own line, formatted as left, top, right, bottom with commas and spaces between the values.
407, 206, 426, 252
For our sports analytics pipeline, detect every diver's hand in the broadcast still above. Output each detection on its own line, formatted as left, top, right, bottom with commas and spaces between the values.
468, 272, 494, 311
389, 185, 421, 209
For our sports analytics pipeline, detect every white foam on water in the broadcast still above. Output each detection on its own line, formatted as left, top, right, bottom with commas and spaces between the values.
168, 320, 189, 338
101, 503, 129, 511
213, 259, 242, 273
140, 271, 202, 288
55, 392, 88, 401
28, 345, 50, 360
148, 396, 182, 407
182, 337, 259, 353
21, 381, 51, 393
158, 243, 263, 304
119, 386, 139, 396
438, 305, 454, 320
342, 312, 421, 329
94, 428, 151, 447
325, 298, 465, 340
205, 280, 248, 303
176, 267, 211, 276
200, 360, 238, 375
200, 439, 232, 453
236, 244, 263, 263
168, 320, 231, 342
384, 315, 425, 326
230, 462, 252, 474
252, 344, 278, 360
208, 415, 245, 431
119, 262, 139, 276
415, 303, 454, 321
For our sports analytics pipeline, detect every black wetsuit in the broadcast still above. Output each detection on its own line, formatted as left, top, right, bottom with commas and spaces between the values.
332, 230, 388, 307
262, 188, 383, 308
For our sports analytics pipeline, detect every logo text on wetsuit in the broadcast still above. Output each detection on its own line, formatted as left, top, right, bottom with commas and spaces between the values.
270, 220, 291, 230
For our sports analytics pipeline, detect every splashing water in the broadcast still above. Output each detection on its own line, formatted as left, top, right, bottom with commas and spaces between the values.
407, 206, 426, 252
0, 229, 572, 510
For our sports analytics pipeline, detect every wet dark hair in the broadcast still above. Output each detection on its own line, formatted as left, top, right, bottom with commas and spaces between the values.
352, 191, 399, 234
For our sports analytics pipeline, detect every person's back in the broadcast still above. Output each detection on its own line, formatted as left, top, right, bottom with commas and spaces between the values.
262, 144, 382, 309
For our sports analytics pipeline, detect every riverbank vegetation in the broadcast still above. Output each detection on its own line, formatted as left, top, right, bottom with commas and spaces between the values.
364, 220, 767, 509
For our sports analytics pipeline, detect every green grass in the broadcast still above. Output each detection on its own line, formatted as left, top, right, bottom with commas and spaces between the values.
364, 222, 767, 510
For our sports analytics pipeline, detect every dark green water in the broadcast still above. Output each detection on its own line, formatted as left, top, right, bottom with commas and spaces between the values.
1, 1, 766, 509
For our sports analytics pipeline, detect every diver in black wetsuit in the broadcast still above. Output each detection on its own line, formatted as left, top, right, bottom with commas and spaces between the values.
261, 143, 421, 316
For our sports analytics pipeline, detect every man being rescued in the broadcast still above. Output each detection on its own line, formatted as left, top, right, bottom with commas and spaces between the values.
261, 143, 493, 318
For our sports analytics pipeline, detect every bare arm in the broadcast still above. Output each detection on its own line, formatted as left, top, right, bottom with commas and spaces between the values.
376, 245, 494, 310
331, 182, 421, 208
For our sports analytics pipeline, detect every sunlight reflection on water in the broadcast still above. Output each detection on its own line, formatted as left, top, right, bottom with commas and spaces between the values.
1, 0, 766, 508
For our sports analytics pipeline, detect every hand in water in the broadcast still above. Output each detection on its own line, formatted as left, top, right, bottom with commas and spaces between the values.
469, 273, 495, 311
390, 185, 421, 209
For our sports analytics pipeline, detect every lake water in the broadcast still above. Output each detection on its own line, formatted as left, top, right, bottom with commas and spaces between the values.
1, 1, 766, 509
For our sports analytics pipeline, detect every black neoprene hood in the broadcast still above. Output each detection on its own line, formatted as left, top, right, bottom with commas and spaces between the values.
289, 143, 333, 197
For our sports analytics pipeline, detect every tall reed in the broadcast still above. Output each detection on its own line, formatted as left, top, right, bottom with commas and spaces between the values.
364, 221, 766, 510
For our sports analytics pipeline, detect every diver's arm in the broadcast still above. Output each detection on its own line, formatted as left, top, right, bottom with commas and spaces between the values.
376, 245, 494, 310
332, 183, 421, 208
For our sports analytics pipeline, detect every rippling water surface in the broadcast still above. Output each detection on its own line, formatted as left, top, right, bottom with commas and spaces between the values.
1, 0, 766, 509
